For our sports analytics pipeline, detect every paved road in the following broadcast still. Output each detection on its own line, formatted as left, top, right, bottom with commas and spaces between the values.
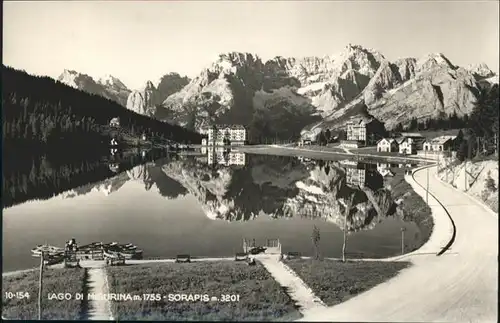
299, 165, 498, 322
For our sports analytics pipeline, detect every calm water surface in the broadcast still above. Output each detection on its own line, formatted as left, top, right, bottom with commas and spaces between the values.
3, 150, 423, 271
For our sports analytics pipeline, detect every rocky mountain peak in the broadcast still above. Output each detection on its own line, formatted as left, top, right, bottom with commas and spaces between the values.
127, 81, 160, 116
56, 69, 130, 107
416, 52, 454, 72
218, 52, 261, 65
467, 63, 495, 78
97, 74, 128, 90
207, 52, 265, 77
57, 69, 93, 88
142, 80, 156, 91
266, 56, 296, 70
61, 69, 79, 76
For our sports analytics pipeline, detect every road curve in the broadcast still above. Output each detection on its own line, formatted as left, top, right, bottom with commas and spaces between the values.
299, 165, 498, 322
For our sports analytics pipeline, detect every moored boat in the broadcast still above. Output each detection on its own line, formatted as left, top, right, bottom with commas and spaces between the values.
118, 249, 142, 259
122, 243, 136, 249
31, 244, 65, 257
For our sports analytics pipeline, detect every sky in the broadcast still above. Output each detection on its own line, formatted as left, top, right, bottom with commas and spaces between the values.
3, 0, 499, 90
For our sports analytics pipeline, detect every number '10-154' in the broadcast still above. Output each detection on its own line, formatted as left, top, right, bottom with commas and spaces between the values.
5, 292, 30, 299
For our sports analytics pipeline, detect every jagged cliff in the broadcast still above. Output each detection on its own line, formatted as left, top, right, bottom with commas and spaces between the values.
57, 45, 497, 140
57, 70, 131, 107
127, 74, 191, 116
159, 45, 497, 139
126, 81, 161, 116
57, 70, 189, 116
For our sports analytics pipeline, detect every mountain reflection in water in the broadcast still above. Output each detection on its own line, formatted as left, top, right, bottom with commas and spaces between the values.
26, 148, 417, 232
3, 148, 423, 271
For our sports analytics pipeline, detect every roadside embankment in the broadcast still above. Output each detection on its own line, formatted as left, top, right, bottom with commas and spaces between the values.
437, 157, 498, 213
299, 165, 497, 322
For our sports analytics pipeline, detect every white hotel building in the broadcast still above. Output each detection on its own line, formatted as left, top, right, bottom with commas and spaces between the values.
201, 125, 247, 146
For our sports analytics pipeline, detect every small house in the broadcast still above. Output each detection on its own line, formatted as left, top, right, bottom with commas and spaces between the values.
299, 139, 312, 146
398, 137, 416, 155
400, 133, 425, 149
377, 138, 398, 152
109, 117, 120, 128
423, 135, 457, 152
201, 138, 208, 146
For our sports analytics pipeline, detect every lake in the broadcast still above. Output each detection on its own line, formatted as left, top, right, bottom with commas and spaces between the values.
2, 148, 425, 272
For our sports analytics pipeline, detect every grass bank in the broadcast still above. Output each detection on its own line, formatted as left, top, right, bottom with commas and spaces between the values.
2, 267, 85, 320
285, 259, 411, 306
107, 262, 301, 321
389, 168, 434, 250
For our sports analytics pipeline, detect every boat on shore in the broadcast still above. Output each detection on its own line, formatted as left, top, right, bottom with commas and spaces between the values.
31, 245, 65, 257
31, 240, 143, 260
123, 243, 136, 250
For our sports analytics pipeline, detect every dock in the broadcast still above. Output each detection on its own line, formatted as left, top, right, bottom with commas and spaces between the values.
31, 240, 143, 267
243, 238, 282, 255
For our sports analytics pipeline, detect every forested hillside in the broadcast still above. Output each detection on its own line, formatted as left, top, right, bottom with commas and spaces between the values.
2, 66, 201, 152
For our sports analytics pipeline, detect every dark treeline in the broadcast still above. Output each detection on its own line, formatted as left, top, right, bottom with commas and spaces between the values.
455, 84, 500, 161
315, 129, 347, 146
392, 111, 469, 132
2, 65, 202, 152
469, 84, 499, 143
392, 84, 498, 141
3, 149, 172, 209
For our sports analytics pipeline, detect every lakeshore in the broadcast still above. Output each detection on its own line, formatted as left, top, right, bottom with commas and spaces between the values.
3, 164, 440, 321
234, 145, 435, 163
2, 258, 409, 321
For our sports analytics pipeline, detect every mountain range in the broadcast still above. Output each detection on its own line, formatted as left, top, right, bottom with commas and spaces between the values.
57, 70, 190, 116
56, 44, 499, 140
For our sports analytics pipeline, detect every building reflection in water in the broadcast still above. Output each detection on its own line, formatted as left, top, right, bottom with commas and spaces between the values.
204, 147, 246, 166
339, 160, 382, 191
376, 162, 417, 177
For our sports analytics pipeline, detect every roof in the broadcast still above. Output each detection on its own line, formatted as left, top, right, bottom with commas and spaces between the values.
440, 129, 463, 137
377, 138, 398, 145
203, 124, 246, 130
346, 117, 377, 126
426, 135, 457, 145
400, 132, 423, 138
397, 137, 415, 144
